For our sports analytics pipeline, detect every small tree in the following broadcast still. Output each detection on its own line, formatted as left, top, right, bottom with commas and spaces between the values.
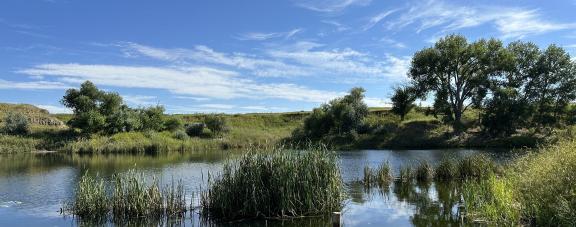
139, 105, 165, 131
3, 112, 30, 135
391, 86, 416, 121
204, 114, 229, 135
164, 117, 183, 132
185, 123, 205, 137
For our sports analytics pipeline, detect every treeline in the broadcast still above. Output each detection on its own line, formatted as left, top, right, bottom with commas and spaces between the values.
398, 34, 576, 136
61, 81, 228, 137
292, 34, 576, 145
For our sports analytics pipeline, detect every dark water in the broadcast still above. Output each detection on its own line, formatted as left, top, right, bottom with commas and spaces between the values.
0, 149, 514, 226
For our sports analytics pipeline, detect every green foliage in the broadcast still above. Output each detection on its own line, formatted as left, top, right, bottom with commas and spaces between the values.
434, 159, 458, 181
363, 162, 392, 187
391, 86, 417, 121
204, 114, 229, 135
295, 87, 368, 140
163, 117, 183, 132
185, 123, 205, 137
463, 139, 576, 225
482, 88, 531, 136
200, 147, 344, 220
409, 34, 503, 131
139, 106, 165, 132
62, 81, 166, 134
458, 154, 496, 180
172, 130, 189, 140
3, 112, 30, 135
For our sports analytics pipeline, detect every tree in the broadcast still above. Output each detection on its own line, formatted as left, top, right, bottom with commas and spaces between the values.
525, 45, 576, 126
482, 88, 531, 136
164, 117, 183, 132
3, 112, 30, 135
391, 86, 416, 121
296, 87, 368, 140
409, 34, 506, 132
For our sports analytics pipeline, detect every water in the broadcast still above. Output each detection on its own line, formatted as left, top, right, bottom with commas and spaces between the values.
0, 149, 514, 226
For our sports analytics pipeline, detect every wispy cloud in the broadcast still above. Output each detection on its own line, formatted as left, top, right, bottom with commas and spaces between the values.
0, 79, 69, 90
294, 0, 371, 12
17, 63, 340, 103
380, 38, 406, 49
122, 95, 158, 106
120, 42, 408, 80
236, 28, 302, 41
388, 0, 576, 39
363, 9, 398, 31
322, 20, 350, 32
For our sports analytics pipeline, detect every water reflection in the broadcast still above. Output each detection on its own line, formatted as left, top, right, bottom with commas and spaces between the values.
0, 149, 511, 226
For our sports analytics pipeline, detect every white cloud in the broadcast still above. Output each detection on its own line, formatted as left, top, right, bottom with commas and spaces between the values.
388, 0, 576, 39
17, 63, 340, 103
122, 95, 157, 106
322, 20, 350, 32
363, 9, 398, 31
364, 97, 390, 107
120, 42, 407, 80
36, 104, 71, 114
295, 0, 371, 12
198, 104, 235, 109
237, 28, 302, 41
0, 79, 69, 90
380, 38, 406, 49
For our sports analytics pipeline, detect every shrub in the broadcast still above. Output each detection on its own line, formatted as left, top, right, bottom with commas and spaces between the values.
204, 114, 229, 135
2, 112, 30, 135
163, 117, 183, 132
200, 147, 344, 221
173, 130, 189, 140
185, 123, 205, 137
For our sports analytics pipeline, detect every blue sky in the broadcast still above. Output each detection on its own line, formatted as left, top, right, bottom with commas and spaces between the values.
1, 0, 576, 113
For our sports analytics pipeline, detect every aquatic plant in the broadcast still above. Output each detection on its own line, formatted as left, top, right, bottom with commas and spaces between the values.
69, 173, 108, 220
457, 154, 496, 180
200, 146, 344, 221
434, 158, 458, 181
415, 160, 433, 182
397, 166, 414, 183
66, 171, 187, 222
374, 162, 392, 187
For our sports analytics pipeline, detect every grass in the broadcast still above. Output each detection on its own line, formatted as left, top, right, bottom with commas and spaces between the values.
0, 134, 39, 153
434, 158, 458, 181
415, 160, 434, 182
397, 166, 414, 183
363, 162, 392, 187
463, 138, 576, 226
200, 146, 344, 221
457, 154, 496, 180
66, 171, 187, 222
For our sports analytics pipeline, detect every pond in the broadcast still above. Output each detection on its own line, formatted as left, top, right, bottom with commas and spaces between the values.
0, 149, 514, 226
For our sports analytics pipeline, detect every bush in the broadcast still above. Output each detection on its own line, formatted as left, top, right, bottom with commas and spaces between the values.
204, 114, 229, 135
173, 130, 188, 140
163, 117, 183, 132
185, 123, 205, 137
3, 112, 30, 135
200, 147, 344, 220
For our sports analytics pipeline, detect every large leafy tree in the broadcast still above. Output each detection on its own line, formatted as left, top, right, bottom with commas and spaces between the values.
526, 45, 576, 126
409, 34, 506, 131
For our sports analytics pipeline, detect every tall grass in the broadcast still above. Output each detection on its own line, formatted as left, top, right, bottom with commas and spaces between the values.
415, 160, 434, 182
434, 158, 458, 181
200, 146, 344, 221
66, 171, 187, 222
464, 139, 576, 226
0, 134, 38, 153
363, 162, 392, 187
457, 154, 496, 180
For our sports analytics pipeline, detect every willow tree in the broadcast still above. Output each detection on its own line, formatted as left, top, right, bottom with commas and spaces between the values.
409, 34, 506, 131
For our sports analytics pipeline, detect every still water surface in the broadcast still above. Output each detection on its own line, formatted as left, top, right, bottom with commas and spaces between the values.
0, 149, 513, 226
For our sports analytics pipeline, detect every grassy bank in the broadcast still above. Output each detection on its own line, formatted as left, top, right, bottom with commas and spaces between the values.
463, 138, 576, 226
0, 103, 551, 153
200, 146, 344, 221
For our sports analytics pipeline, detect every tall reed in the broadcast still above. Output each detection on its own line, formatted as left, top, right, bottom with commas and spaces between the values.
200, 146, 344, 221
68, 173, 108, 220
